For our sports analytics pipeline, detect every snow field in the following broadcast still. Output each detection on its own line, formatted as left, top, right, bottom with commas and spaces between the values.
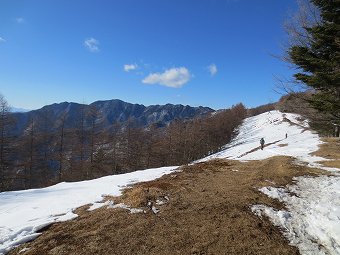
0, 166, 178, 254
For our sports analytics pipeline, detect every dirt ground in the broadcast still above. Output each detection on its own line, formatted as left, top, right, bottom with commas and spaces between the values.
9, 139, 339, 255
313, 137, 340, 168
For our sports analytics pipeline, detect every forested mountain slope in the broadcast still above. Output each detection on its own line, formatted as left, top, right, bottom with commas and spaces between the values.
10, 99, 214, 135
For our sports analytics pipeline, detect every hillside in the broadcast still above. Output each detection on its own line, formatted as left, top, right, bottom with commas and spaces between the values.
10, 99, 214, 135
199, 110, 332, 169
1, 111, 339, 255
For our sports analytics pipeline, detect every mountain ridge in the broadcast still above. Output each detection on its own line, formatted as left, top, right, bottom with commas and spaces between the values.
10, 99, 214, 135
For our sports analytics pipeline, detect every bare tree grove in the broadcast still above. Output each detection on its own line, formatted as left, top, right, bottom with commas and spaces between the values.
0, 95, 247, 192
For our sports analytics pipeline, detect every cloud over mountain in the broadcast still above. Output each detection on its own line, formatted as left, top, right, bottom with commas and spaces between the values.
142, 67, 191, 88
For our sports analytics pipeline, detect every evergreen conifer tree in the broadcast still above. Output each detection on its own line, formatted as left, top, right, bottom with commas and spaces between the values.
288, 0, 340, 121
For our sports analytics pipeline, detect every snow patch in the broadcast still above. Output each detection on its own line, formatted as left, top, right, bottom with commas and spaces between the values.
108, 203, 145, 214
88, 200, 112, 211
254, 175, 340, 255
19, 247, 30, 253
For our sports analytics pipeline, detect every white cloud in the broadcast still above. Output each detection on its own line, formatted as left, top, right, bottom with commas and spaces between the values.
208, 64, 217, 76
124, 64, 138, 72
16, 17, 25, 23
0, 37, 5, 43
142, 67, 191, 88
84, 38, 99, 52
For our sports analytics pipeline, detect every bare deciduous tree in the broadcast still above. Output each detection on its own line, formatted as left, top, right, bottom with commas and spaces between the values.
0, 94, 13, 191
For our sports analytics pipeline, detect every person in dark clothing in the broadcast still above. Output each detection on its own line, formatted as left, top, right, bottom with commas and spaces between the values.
260, 138, 265, 150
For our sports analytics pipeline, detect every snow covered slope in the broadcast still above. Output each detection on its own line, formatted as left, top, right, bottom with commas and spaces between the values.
0, 166, 178, 254
200, 110, 337, 171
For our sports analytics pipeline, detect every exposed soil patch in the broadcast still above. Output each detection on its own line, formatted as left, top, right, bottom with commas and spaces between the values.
9, 156, 324, 255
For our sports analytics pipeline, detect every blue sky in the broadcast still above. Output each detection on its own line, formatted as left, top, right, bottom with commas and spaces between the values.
0, 0, 297, 110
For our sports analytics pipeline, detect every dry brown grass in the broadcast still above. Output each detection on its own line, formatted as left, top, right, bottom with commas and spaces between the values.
118, 185, 168, 208
313, 137, 340, 168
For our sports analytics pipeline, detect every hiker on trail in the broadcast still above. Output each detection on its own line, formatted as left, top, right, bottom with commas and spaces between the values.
260, 138, 265, 150
285, 133, 288, 139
